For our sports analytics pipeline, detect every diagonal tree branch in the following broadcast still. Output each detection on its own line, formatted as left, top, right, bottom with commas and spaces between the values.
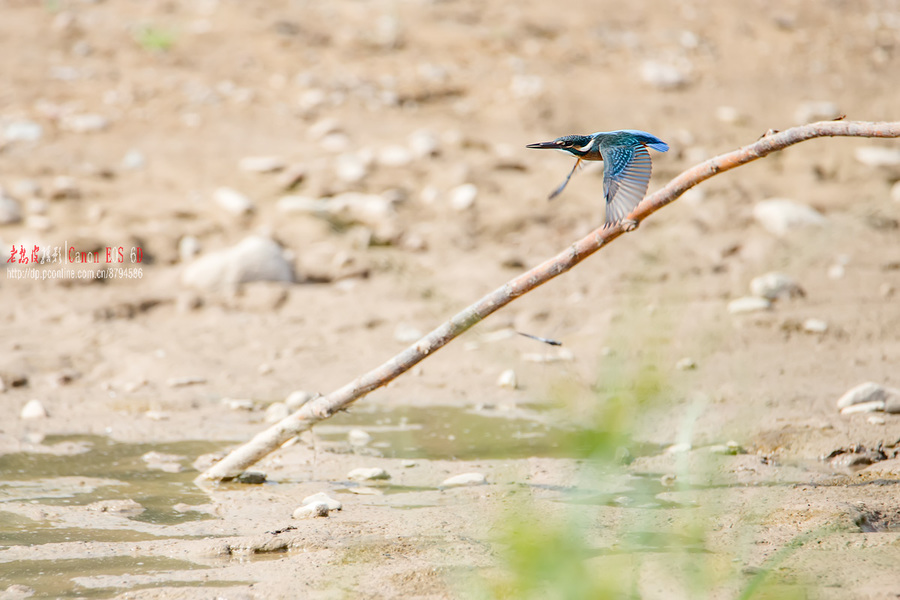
198, 120, 900, 482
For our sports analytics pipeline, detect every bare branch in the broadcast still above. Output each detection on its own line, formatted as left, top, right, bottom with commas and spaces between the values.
199, 120, 900, 482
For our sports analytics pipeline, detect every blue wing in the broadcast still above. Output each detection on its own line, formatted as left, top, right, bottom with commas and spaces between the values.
600, 144, 653, 225
592, 129, 670, 153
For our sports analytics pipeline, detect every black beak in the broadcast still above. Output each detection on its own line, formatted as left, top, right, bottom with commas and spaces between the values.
526, 140, 561, 149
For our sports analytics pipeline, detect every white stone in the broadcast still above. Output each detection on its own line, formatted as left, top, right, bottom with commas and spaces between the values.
292, 502, 329, 519
213, 187, 254, 215
286, 390, 315, 410
868, 415, 886, 425
4, 119, 43, 142
750, 272, 804, 300
335, 153, 368, 183
840, 400, 885, 415
496, 369, 518, 389
21, 399, 49, 420
264, 402, 290, 423
277, 195, 325, 214
450, 184, 477, 211
794, 101, 841, 124
239, 156, 286, 173
727, 296, 772, 314
0, 193, 23, 225
827, 264, 845, 280
309, 117, 342, 139
855, 146, 900, 168
409, 130, 440, 158
181, 236, 294, 291
665, 442, 692, 454
301, 492, 342, 511
347, 467, 390, 481
121, 149, 145, 170
178, 235, 201, 263
348, 429, 372, 447
60, 113, 109, 133
441, 472, 487, 487
802, 318, 828, 333
753, 199, 826, 236
675, 358, 697, 371
837, 382, 888, 409
377, 145, 413, 167
641, 60, 690, 90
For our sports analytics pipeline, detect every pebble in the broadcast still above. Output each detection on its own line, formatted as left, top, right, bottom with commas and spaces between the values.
752, 199, 826, 236
496, 369, 518, 389
891, 181, 900, 203
750, 272, 805, 300
264, 402, 290, 423
347, 467, 390, 481
213, 187, 254, 215
309, 117, 342, 140
665, 442, 692, 454
60, 113, 109, 133
840, 400, 885, 415
142, 451, 184, 473
794, 101, 841, 124
121, 149, 145, 170
335, 153, 369, 183
239, 156, 286, 173
727, 296, 772, 314
449, 183, 478, 211
641, 60, 690, 90
223, 398, 254, 411
402, 460, 418, 468
868, 416, 886, 425
49, 176, 81, 200
20, 399, 49, 420
348, 429, 372, 447
166, 376, 207, 387
855, 146, 900, 168
802, 318, 828, 334
675, 358, 697, 371
178, 235, 201, 262
236, 471, 267, 484
181, 236, 295, 291
277, 195, 323, 214
3, 119, 43, 142
286, 390, 315, 410
279, 164, 307, 191
827, 264, 845, 279
836, 382, 896, 410
0, 192, 23, 225
377, 145, 413, 167
292, 503, 330, 519
708, 441, 744, 455
409, 130, 440, 158
441, 472, 487, 487
87, 499, 145, 516
301, 492, 342, 511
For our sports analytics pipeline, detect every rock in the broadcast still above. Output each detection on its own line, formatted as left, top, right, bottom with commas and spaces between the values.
750, 272, 805, 300
1, 584, 35, 599
377, 145, 413, 167
309, 117, 342, 139
301, 492, 342, 511
181, 236, 295, 291
840, 400, 885, 415
347, 467, 390, 481
496, 369, 518, 389
753, 199, 826, 236
0, 193, 23, 225
891, 181, 900, 203
409, 130, 440, 158
641, 60, 690, 90
3, 119, 43, 142
86, 499, 144, 517
794, 101, 841, 124
279, 164, 307, 191
320, 133, 351, 152
277, 195, 324, 214
855, 147, 900, 168
450, 183, 477, 211
264, 402, 290, 423
48, 176, 81, 200
827, 264, 845, 279
20, 399, 49, 420
348, 429, 372, 447
178, 235, 201, 262
727, 296, 772, 314
293, 503, 330, 519
402, 460, 417, 468
213, 187, 254, 215
802, 318, 828, 333
708, 441, 744, 455
286, 390, 315, 410
121, 149, 145, 170
239, 156, 286, 173
335, 153, 368, 183
441, 472, 487, 487
665, 442, 692, 454
166, 376, 207, 387
347, 486, 384, 496
236, 471, 267, 484
223, 398, 254, 411
836, 382, 898, 410
675, 358, 697, 371
868, 415, 886, 425
60, 113, 109, 133
142, 451, 184, 473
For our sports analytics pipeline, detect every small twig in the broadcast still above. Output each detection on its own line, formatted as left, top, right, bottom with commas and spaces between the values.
198, 120, 900, 482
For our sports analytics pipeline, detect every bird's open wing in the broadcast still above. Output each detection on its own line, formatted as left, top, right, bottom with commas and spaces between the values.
600, 144, 652, 225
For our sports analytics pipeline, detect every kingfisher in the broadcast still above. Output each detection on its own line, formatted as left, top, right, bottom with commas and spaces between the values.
527, 130, 669, 226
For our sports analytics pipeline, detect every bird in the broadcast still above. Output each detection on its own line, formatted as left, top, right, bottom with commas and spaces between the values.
526, 129, 669, 226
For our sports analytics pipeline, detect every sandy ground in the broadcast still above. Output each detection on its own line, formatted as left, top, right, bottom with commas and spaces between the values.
1, 0, 900, 598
